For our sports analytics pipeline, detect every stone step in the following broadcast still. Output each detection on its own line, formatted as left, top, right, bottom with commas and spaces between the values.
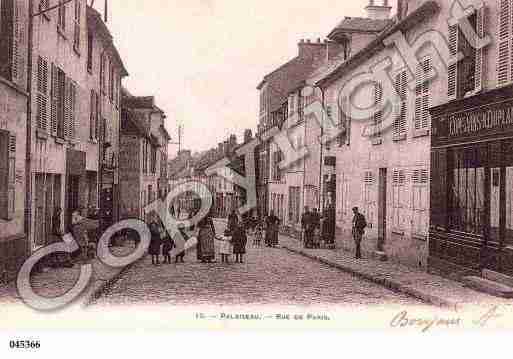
482, 269, 513, 288
462, 276, 513, 298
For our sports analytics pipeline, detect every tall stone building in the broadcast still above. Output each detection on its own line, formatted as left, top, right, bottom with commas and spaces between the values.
0, 0, 29, 281
28, 1, 127, 250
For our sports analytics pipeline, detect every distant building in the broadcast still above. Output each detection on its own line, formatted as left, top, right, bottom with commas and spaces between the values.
120, 93, 169, 221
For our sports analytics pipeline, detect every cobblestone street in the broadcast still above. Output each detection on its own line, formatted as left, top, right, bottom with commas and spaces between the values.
94, 221, 427, 307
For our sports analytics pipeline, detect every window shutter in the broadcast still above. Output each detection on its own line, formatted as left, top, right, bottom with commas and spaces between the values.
73, 0, 81, 52
10, 0, 20, 82
70, 81, 77, 139
64, 77, 72, 139
95, 92, 101, 139
373, 83, 383, 137
498, 0, 510, 86
40, 0, 50, 19
37, 56, 49, 131
0, 130, 9, 220
415, 58, 431, 131
50, 63, 59, 136
474, 5, 485, 92
90, 90, 96, 139
448, 24, 459, 100
394, 71, 407, 138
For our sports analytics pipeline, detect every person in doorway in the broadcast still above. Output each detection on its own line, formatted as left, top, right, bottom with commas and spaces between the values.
232, 220, 248, 263
352, 207, 367, 259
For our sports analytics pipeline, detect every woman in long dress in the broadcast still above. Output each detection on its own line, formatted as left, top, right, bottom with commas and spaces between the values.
197, 212, 216, 263
232, 221, 248, 263
265, 211, 280, 247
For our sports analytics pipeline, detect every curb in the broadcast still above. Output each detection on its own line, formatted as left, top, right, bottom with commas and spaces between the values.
283, 245, 459, 311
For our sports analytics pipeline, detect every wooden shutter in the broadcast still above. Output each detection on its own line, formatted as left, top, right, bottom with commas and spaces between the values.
0, 130, 10, 220
0, 0, 14, 81
373, 83, 383, 138
474, 5, 485, 92
95, 91, 100, 139
40, 0, 50, 19
50, 63, 59, 136
498, 0, 510, 86
74, 0, 81, 51
394, 71, 407, 138
10, 0, 19, 82
448, 24, 459, 100
64, 77, 72, 139
36, 56, 49, 131
90, 90, 96, 139
415, 58, 431, 131
70, 81, 77, 139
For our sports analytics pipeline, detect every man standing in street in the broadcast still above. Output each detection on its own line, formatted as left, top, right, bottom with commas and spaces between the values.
301, 206, 311, 248
352, 207, 367, 259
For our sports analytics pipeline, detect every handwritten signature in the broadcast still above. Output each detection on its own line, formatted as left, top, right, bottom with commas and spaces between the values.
390, 311, 461, 332
473, 306, 502, 328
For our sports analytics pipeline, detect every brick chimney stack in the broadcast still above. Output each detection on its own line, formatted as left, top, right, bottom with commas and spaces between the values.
365, 0, 392, 20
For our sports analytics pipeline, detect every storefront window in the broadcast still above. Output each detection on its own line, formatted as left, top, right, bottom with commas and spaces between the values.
490, 168, 501, 242
449, 150, 485, 235
507, 167, 513, 246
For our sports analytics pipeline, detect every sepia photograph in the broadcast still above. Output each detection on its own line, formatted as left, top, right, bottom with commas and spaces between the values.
1, 0, 513, 355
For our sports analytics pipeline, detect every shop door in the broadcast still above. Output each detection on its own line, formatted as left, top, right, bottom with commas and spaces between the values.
34, 175, 46, 248
378, 168, 387, 251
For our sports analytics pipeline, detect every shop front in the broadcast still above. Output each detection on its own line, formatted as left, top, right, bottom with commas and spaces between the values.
429, 86, 513, 279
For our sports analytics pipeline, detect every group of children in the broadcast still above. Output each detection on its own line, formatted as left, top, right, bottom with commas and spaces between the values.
149, 219, 187, 266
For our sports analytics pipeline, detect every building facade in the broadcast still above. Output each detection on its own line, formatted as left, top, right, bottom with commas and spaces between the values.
0, 0, 29, 280
28, 1, 126, 250
310, 0, 439, 268
119, 94, 169, 221
429, 0, 513, 279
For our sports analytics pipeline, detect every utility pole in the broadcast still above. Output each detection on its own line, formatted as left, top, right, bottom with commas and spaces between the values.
169, 124, 183, 155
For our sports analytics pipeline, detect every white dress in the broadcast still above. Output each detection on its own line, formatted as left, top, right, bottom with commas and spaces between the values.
219, 235, 233, 255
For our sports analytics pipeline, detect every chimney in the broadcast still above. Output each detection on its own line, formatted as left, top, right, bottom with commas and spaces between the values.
218, 142, 223, 156
229, 134, 237, 149
244, 129, 253, 143
223, 140, 230, 156
365, 0, 392, 20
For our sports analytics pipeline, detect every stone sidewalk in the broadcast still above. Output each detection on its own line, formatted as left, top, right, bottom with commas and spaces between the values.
0, 244, 137, 308
214, 218, 510, 310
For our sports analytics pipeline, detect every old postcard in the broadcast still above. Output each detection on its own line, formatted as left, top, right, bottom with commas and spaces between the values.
2, 0, 513, 351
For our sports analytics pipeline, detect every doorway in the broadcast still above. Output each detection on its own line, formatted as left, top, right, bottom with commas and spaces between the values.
378, 168, 387, 251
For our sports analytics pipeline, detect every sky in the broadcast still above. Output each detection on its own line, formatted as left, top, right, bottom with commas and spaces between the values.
95, 0, 396, 157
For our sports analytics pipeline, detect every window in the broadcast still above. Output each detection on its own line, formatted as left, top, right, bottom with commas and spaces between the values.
391, 170, 406, 231
412, 169, 429, 236
50, 64, 66, 138
87, 30, 93, 72
109, 64, 114, 102
100, 54, 107, 95
393, 70, 407, 140
58, 0, 66, 32
64, 79, 77, 139
448, 4, 485, 100
271, 150, 282, 181
449, 149, 485, 235
151, 145, 157, 174
90, 90, 97, 140
288, 186, 301, 224
363, 171, 375, 228
373, 83, 383, 139
0, 130, 15, 220
73, 0, 81, 53
337, 96, 350, 147
37, 56, 49, 131
142, 139, 148, 174
0, 0, 21, 83
414, 57, 431, 132
498, 0, 511, 85
148, 185, 153, 204
40, 0, 50, 20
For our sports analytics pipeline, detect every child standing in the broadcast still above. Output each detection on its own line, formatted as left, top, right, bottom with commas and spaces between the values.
162, 235, 173, 264
253, 223, 263, 247
219, 230, 233, 263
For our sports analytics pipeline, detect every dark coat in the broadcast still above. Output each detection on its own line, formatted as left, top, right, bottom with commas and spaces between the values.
232, 226, 247, 254
227, 213, 239, 234
149, 223, 162, 255
353, 213, 367, 234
